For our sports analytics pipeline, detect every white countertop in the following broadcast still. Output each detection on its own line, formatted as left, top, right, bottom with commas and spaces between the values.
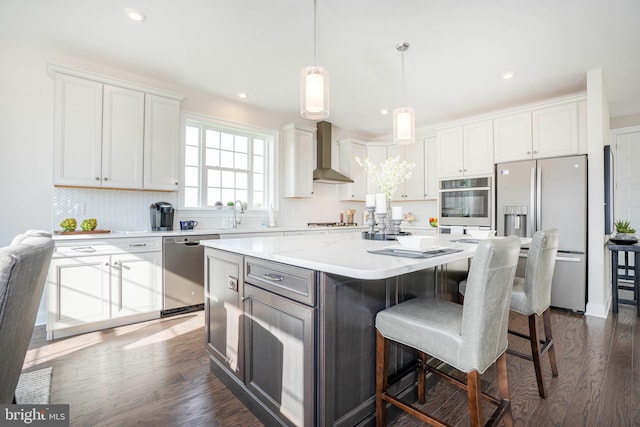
200, 232, 480, 280
52, 225, 365, 241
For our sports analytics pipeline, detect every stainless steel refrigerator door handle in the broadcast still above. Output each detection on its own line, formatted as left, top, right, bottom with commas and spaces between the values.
529, 167, 536, 237
536, 167, 542, 231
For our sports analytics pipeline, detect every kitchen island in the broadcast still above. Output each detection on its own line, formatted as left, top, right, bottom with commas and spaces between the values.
201, 232, 477, 427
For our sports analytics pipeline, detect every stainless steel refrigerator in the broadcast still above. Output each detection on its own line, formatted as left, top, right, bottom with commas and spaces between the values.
496, 155, 587, 312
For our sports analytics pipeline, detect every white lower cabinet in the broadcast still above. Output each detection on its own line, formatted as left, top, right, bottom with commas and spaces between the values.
111, 252, 162, 318
47, 238, 162, 339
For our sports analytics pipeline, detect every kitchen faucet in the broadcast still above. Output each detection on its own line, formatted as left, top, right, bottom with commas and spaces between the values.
233, 200, 245, 228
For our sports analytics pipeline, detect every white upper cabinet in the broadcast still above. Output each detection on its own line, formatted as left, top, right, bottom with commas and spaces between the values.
364, 145, 388, 195
143, 95, 181, 190
493, 112, 533, 163
494, 102, 579, 163
338, 139, 367, 201
53, 74, 104, 187
102, 84, 145, 189
388, 141, 425, 201
463, 121, 494, 176
437, 120, 493, 179
282, 123, 315, 198
423, 137, 438, 200
51, 66, 183, 191
532, 102, 579, 159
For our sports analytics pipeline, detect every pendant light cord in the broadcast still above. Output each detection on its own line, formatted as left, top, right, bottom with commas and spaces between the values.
401, 49, 406, 107
313, 0, 318, 66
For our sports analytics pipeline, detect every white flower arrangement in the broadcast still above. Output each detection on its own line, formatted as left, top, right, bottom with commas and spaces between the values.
356, 156, 415, 200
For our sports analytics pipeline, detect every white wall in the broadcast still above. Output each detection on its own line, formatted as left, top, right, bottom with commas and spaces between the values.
585, 69, 610, 318
0, 40, 55, 245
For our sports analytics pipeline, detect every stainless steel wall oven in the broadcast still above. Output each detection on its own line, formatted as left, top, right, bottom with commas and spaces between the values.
438, 177, 493, 227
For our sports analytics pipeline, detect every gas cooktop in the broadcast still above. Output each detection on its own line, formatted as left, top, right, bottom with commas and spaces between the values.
307, 222, 358, 227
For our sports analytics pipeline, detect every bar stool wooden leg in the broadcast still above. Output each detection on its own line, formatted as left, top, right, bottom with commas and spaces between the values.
467, 370, 483, 427
528, 314, 546, 398
543, 308, 558, 377
417, 351, 427, 404
376, 330, 389, 427
496, 352, 513, 427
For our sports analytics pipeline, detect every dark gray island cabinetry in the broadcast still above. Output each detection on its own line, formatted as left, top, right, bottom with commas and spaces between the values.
202, 233, 475, 426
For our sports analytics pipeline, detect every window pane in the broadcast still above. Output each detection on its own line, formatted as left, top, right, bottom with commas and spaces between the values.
236, 190, 247, 203
206, 148, 220, 167
235, 136, 248, 153
186, 126, 200, 147
220, 150, 234, 168
253, 173, 263, 191
185, 146, 199, 166
253, 155, 264, 173
221, 133, 234, 151
235, 153, 248, 170
236, 172, 248, 189
253, 192, 263, 208
207, 188, 221, 205
184, 187, 199, 207
208, 169, 221, 187
221, 189, 235, 203
185, 166, 199, 186
221, 171, 235, 188
254, 138, 264, 155
206, 130, 220, 148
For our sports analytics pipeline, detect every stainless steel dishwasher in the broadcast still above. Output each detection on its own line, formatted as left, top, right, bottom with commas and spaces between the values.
162, 234, 219, 317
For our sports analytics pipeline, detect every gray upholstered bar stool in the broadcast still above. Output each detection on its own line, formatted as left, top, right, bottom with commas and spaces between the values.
459, 229, 560, 398
375, 236, 520, 427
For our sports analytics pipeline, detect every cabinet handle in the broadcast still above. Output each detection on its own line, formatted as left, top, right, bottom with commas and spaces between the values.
227, 276, 238, 291
263, 273, 284, 281
104, 262, 109, 266
174, 182, 179, 186
533, 151, 538, 154
103, 177, 109, 181
95, 177, 100, 181
458, 169, 462, 172
129, 243, 147, 247
527, 151, 531, 155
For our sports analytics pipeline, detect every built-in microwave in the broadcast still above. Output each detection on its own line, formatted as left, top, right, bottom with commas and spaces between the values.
438, 177, 493, 227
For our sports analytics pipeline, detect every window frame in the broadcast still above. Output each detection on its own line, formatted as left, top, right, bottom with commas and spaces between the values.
179, 112, 277, 212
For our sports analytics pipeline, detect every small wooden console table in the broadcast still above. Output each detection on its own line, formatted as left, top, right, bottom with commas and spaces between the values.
607, 241, 640, 316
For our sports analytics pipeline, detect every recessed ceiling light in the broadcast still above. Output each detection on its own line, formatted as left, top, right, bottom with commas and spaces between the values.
238, 92, 248, 99
124, 8, 146, 22
502, 72, 515, 80
380, 109, 389, 115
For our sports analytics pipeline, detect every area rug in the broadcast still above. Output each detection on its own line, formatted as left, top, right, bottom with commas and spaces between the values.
15, 367, 52, 404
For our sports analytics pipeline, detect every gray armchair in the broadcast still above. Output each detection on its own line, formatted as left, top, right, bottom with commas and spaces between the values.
0, 231, 54, 403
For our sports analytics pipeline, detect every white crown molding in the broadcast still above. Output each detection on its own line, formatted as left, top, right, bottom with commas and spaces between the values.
47, 63, 185, 101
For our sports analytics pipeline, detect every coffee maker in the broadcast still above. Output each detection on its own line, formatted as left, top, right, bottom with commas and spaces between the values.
150, 202, 174, 231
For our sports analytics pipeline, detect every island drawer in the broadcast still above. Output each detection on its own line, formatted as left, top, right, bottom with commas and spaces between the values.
244, 257, 316, 306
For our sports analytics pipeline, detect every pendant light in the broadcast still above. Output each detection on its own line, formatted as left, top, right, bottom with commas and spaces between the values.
300, 0, 329, 120
393, 42, 415, 145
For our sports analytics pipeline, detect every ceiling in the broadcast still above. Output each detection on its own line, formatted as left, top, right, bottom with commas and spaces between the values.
1, 0, 638, 137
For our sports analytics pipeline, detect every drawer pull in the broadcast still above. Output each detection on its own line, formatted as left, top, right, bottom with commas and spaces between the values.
263, 273, 284, 282
129, 243, 147, 247
71, 246, 96, 253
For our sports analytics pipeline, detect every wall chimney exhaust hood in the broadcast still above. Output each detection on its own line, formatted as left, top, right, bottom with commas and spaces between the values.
313, 121, 354, 184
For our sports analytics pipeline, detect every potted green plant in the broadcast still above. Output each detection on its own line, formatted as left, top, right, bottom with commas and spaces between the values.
613, 219, 638, 243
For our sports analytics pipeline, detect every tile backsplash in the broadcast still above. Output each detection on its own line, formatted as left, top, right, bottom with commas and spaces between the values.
53, 188, 178, 232
52, 188, 270, 231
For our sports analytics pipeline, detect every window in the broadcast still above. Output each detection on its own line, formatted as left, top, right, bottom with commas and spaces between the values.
182, 115, 275, 209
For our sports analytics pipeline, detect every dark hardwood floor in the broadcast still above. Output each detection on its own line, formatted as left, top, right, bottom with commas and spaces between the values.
23, 304, 640, 426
